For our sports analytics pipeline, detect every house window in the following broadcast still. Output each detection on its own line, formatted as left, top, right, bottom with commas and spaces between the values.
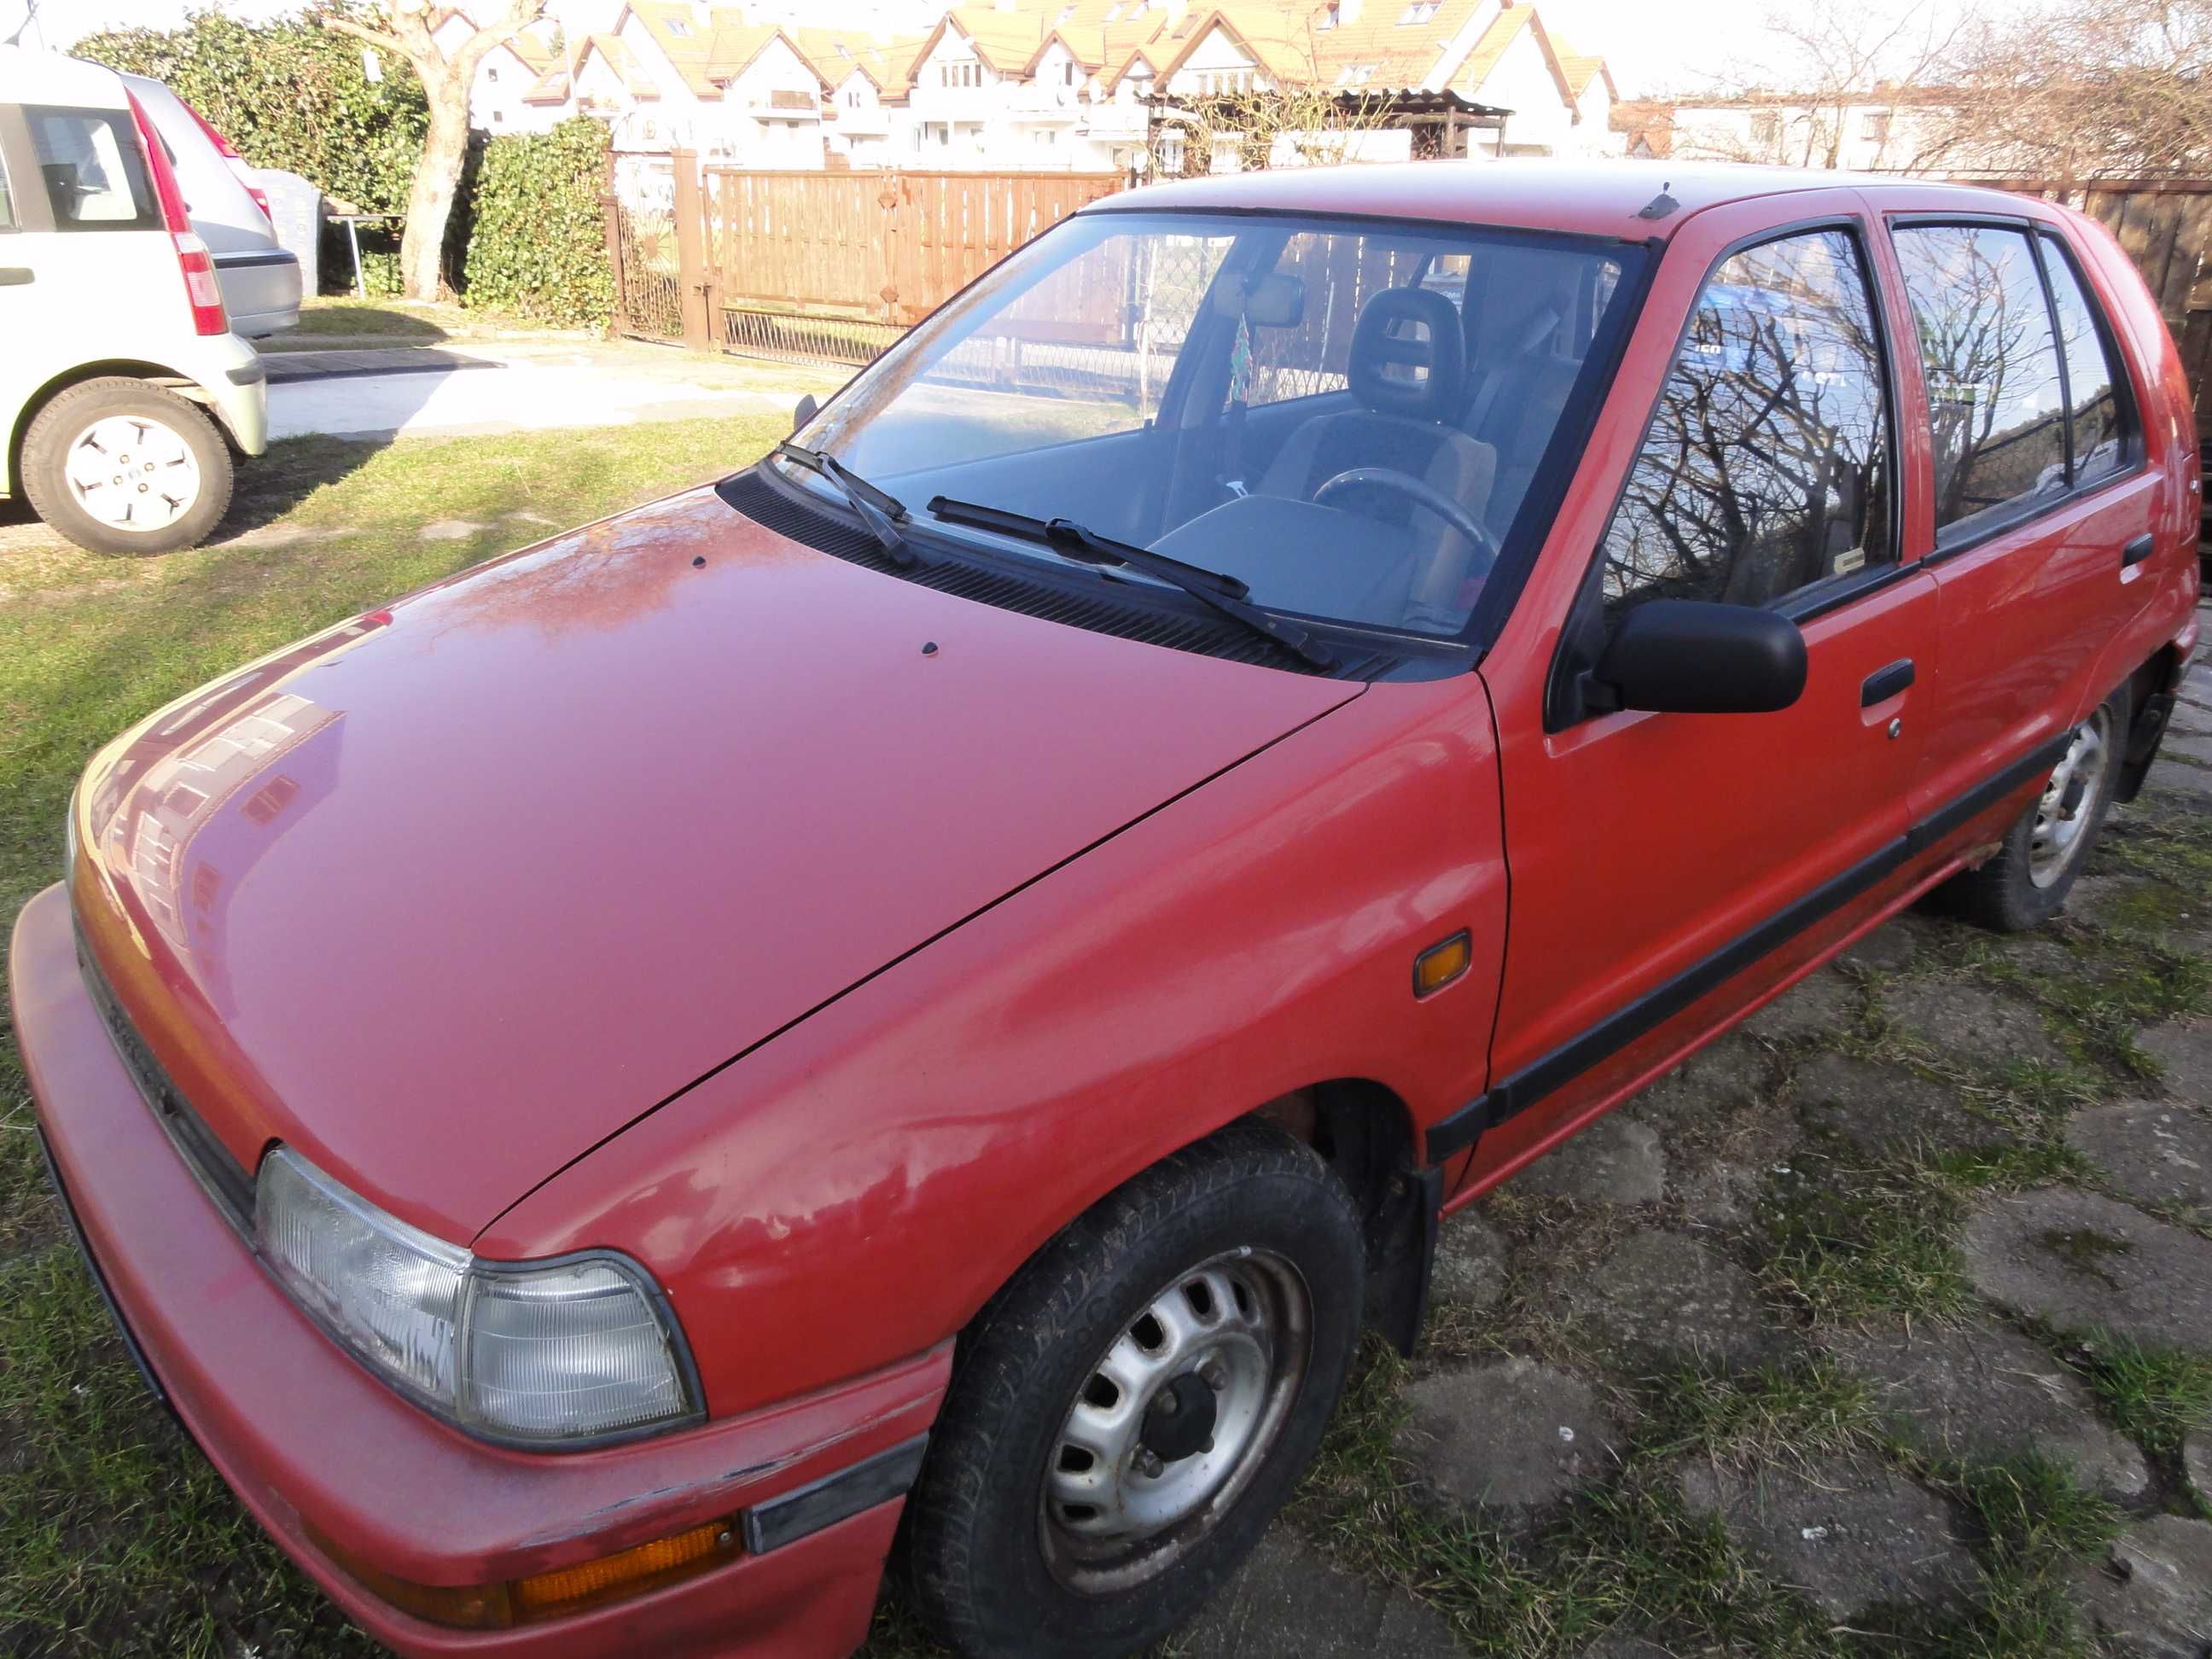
847, 87, 864, 107
1860, 109, 1891, 143
486, 65, 499, 82
1334, 62, 1376, 86
665, 16, 689, 34
1062, 60, 1077, 84
1398, 0, 1440, 20
1056, 3, 1075, 20
1317, 1, 1339, 26
940, 61, 981, 88
1104, 2, 1123, 18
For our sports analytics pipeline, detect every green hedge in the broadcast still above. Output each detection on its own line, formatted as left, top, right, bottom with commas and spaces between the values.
460, 119, 613, 328
75, 7, 427, 218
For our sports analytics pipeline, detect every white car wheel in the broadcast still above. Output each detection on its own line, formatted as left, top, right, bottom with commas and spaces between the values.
62, 414, 203, 534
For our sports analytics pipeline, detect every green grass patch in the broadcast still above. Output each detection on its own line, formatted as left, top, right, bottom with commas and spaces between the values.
1760, 1157, 1975, 1325
1638, 1358, 1882, 1468
2064, 1335, 2212, 1462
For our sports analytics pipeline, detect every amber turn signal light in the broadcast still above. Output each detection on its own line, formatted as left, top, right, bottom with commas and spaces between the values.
307, 1514, 740, 1631
1412, 930, 1471, 998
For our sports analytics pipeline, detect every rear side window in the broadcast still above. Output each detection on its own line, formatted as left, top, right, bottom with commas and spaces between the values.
1598, 228, 1895, 614
1892, 224, 2069, 540
2039, 232, 2136, 491
25, 107, 157, 230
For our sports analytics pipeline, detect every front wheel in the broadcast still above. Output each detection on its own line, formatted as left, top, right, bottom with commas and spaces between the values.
905, 1121, 1365, 1658
1930, 685, 2127, 931
19, 377, 233, 556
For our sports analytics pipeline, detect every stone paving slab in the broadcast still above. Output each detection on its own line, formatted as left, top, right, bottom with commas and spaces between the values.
1429, 1210, 1508, 1314
1742, 970, 1861, 1043
1960, 1187, 2212, 1344
1554, 1230, 1782, 1368
1877, 979, 2062, 1068
1676, 1458, 1977, 1618
2186, 1432, 2210, 1505
2066, 1100, 2212, 1213
2071, 1515, 2212, 1659
1395, 1359, 1624, 1524
1515, 1115, 1667, 1205
1821, 1318, 2148, 1499
1795, 1051, 2017, 1157
1176, 1531, 1461, 1658
2138, 1021, 2212, 1107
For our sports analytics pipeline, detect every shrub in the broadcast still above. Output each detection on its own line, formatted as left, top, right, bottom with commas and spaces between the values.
459, 119, 614, 328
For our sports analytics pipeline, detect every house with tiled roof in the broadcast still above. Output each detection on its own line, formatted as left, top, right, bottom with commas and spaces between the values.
792, 26, 933, 163
428, 9, 573, 132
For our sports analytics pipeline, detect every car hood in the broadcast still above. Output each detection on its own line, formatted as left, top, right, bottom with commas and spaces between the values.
72, 486, 1359, 1241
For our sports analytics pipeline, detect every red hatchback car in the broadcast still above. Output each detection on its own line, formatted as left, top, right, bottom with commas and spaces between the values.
12, 161, 2202, 1657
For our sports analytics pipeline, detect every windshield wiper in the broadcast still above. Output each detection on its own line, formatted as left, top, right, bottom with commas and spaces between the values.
926, 496, 1336, 672
774, 441, 919, 568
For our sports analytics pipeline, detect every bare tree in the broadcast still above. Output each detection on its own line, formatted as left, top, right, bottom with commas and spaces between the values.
323, 0, 549, 300
1925, 0, 2212, 179
1140, 23, 1399, 180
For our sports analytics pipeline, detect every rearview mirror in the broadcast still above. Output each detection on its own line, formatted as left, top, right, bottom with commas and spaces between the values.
1209, 272, 1306, 328
1592, 600, 1807, 715
793, 393, 818, 433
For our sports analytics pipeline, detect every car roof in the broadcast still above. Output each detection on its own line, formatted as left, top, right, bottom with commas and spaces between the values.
1082, 158, 2047, 242
0, 46, 131, 111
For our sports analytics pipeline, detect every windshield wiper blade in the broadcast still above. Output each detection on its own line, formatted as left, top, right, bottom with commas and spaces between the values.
775, 441, 919, 568
927, 496, 1336, 672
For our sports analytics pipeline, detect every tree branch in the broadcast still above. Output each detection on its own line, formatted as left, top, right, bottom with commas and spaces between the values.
319, 14, 406, 54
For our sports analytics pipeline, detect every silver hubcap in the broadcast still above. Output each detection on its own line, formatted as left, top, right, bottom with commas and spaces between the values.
1040, 1249, 1310, 1595
2029, 708, 2112, 888
62, 415, 200, 533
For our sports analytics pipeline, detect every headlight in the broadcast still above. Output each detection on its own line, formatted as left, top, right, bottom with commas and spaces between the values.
255, 1149, 700, 1446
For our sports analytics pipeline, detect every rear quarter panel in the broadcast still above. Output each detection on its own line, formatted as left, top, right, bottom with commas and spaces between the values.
475, 677, 1509, 1420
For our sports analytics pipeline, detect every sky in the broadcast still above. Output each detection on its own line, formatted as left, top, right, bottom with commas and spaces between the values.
9, 0, 1962, 97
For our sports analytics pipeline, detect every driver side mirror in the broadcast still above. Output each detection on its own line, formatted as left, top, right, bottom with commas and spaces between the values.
1591, 599, 1807, 715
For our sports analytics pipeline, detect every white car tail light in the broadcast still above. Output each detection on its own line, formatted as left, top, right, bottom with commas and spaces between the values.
126, 90, 230, 338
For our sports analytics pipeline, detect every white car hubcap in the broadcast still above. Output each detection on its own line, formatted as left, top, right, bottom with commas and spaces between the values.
63, 415, 200, 533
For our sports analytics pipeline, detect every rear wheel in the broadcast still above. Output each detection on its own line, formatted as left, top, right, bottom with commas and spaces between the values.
1930, 685, 2127, 931
905, 1121, 1365, 1658
20, 377, 232, 556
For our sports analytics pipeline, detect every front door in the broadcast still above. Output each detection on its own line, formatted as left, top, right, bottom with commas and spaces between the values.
1467, 207, 1936, 1180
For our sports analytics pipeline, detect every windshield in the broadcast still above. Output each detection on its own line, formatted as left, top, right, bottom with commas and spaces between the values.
785, 209, 1643, 649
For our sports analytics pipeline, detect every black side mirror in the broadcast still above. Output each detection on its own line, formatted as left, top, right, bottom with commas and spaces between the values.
1592, 599, 1807, 715
793, 393, 818, 433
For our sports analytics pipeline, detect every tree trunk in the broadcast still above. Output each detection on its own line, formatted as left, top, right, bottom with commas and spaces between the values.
400, 68, 471, 302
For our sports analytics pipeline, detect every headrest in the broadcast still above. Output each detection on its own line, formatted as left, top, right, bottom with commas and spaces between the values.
1348, 288, 1466, 423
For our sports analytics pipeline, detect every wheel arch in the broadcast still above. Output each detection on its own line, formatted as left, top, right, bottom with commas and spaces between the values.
6, 360, 220, 496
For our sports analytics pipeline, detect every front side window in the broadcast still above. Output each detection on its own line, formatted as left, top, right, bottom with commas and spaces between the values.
1893, 224, 2068, 541
25, 106, 156, 230
787, 211, 1643, 648
1598, 229, 1894, 615
2039, 231, 2135, 492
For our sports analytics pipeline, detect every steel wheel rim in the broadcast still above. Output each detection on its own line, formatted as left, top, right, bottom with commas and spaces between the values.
2029, 707, 2113, 888
62, 415, 201, 533
1039, 1248, 1311, 1596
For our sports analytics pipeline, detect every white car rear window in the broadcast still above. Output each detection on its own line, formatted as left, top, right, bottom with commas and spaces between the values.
26, 106, 156, 230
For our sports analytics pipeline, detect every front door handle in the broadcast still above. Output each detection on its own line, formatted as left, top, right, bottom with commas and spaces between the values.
1861, 658, 1915, 707
2122, 533, 2155, 569
0, 268, 32, 287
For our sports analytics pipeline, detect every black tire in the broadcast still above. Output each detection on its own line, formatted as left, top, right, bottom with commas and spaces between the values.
20, 377, 233, 556
905, 1121, 1365, 1659
1928, 683, 2129, 932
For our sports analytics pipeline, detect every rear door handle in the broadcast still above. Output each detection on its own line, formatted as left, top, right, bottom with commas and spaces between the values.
2122, 533, 2155, 568
1861, 659, 1915, 707
0, 268, 32, 287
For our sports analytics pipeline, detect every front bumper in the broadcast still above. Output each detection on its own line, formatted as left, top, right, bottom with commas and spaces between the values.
10, 882, 949, 1659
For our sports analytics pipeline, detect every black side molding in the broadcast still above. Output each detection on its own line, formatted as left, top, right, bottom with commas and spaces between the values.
742, 1434, 929, 1555
1426, 731, 2073, 1166
1860, 659, 1915, 706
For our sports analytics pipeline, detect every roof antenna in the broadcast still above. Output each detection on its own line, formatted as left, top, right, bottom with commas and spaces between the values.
1636, 180, 1679, 220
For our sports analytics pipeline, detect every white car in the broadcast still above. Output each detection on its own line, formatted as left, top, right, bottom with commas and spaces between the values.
0, 46, 268, 554
123, 71, 301, 339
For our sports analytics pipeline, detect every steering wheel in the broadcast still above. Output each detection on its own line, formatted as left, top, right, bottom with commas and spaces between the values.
1311, 467, 1500, 576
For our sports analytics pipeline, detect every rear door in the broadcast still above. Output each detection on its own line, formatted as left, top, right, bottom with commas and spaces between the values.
1466, 200, 1937, 1179
1882, 214, 2159, 824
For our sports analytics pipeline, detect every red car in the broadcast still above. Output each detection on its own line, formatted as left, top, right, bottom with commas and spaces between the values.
12, 161, 2200, 1657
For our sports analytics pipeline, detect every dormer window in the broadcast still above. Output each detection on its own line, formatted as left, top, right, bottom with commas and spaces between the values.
665, 16, 690, 34
1398, 0, 1440, 20
1316, 1, 1339, 26
1334, 61, 1376, 85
